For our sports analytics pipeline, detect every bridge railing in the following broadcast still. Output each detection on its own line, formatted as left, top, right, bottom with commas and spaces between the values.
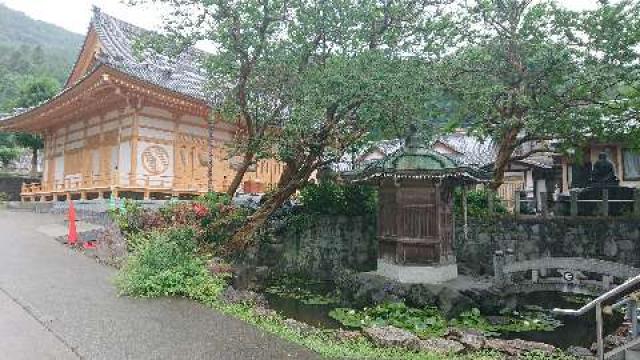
493, 252, 639, 295
553, 273, 640, 360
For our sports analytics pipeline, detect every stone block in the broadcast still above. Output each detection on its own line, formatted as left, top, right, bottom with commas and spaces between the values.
363, 326, 420, 349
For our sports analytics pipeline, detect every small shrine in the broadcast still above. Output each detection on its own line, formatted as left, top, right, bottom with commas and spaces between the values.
350, 127, 489, 283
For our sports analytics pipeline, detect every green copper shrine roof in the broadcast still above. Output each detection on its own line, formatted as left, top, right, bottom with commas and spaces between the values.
346, 129, 490, 184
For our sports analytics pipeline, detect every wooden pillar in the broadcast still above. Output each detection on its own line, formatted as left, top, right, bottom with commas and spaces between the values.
514, 190, 520, 216
130, 104, 140, 188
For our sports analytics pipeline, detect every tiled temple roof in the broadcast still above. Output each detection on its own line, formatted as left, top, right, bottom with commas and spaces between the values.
90, 7, 212, 104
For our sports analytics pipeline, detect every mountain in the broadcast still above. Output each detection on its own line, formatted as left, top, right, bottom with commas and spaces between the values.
0, 4, 83, 110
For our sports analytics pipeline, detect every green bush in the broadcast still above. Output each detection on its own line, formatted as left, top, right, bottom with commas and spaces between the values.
197, 192, 251, 245
299, 182, 376, 216
115, 227, 228, 300
454, 188, 507, 218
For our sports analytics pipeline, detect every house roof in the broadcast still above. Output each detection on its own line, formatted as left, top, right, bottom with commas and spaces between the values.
89, 7, 212, 104
435, 133, 497, 168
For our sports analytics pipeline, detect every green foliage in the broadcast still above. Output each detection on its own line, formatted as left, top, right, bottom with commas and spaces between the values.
216, 301, 505, 360
299, 182, 377, 217
454, 189, 507, 218
129, 0, 459, 238
0, 192, 8, 202
196, 192, 251, 245
432, 0, 640, 186
0, 4, 82, 110
330, 303, 448, 338
450, 307, 561, 334
330, 303, 561, 340
115, 227, 228, 299
109, 199, 145, 237
112, 194, 250, 253
0, 76, 57, 172
0, 144, 21, 167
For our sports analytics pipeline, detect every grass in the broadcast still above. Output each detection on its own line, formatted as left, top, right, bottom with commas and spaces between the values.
113, 225, 575, 360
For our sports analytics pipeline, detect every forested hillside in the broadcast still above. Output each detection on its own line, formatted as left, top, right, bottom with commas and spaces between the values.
0, 4, 83, 111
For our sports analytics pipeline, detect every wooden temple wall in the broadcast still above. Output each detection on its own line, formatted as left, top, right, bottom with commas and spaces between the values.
36, 104, 283, 199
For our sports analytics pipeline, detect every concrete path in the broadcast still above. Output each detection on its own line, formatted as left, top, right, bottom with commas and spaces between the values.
0, 210, 321, 360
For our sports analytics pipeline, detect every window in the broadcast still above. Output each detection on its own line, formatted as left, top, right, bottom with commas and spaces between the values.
623, 149, 640, 180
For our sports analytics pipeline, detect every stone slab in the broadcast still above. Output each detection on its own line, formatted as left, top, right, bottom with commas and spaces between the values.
376, 259, 458, 284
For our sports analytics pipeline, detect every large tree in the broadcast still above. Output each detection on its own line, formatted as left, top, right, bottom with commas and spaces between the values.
434, 0, 640, 190
131, 0, 458, 249
11, 76, 59, 174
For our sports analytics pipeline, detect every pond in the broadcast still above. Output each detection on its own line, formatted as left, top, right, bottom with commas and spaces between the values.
265, 293, 342, 329
266, 290, 624, 350
501, 292, 624, 349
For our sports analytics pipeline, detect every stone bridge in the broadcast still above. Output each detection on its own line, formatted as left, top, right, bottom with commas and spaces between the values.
493, 251, 640, 296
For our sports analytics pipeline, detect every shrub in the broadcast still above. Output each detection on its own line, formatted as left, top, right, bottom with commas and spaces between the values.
299, 182, 377, 216
115, 227, 228, 300
454, 188, 507, 218
197, 192, 251, 245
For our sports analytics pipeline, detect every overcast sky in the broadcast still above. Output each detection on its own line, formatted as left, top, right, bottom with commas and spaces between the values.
1, 0, 604, 35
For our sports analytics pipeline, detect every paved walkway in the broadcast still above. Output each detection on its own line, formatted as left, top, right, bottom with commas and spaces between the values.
0, 210, 321, 360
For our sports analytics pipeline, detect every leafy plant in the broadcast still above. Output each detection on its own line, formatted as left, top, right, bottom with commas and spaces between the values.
454, 189, 507, 218
451, 307, 561, 334
330, 302, 448, 338
299, 182, 377, 217
331, 303, 561, 340
115, 227, 228, 299
196, 192, 251, 246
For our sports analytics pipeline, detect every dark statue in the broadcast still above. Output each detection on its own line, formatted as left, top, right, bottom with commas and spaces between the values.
591, 152, 619, 186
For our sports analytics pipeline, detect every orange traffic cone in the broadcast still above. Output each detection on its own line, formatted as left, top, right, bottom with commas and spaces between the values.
68, 200, 78, 246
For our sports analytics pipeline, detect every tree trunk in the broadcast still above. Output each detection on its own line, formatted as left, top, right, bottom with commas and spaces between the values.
226, 152, 255, 196
226, 165, 315, 253
490, 127, 520, 191
30, 147, 38, 176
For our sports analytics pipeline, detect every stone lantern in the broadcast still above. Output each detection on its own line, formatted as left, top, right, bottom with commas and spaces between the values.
350, 128, 488, 283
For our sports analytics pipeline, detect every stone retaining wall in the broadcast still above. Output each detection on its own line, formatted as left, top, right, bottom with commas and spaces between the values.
455, 216, 640, 276
0, 175, 40, 201
259, 216, 378, 279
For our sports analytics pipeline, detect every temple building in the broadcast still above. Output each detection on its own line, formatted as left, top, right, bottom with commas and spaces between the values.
0, 8, 283, 201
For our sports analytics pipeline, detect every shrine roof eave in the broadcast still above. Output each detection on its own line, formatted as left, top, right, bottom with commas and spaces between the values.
344, 168, 491, 186
0, 64, 211, 133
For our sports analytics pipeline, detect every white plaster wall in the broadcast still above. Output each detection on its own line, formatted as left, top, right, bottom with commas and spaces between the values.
118, 141, 132, 186
54, 156, 64, 183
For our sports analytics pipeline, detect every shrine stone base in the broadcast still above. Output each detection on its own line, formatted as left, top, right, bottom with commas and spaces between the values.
376, 259, 458, 284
